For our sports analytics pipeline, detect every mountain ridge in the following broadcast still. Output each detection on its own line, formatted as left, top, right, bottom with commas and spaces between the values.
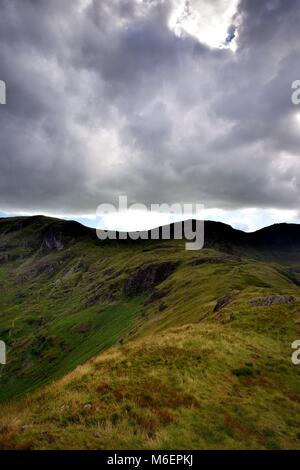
1, 214, 300, 250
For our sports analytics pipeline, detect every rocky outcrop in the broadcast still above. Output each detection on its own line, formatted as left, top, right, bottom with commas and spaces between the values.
213, 294, 232, 312
16, 254, 71, 284
249, 295, 295, 307
41, 232, 64, 251
124, 261, 179, 296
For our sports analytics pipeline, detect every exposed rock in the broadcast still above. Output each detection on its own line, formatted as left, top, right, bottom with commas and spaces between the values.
41, 231, 64, 251
84, 281, 120, 307
124, 261, 179, 296
213, 294, 232, 312
17, 253, 72, 285
17, 260, 57, 284
249, 295, 295, 307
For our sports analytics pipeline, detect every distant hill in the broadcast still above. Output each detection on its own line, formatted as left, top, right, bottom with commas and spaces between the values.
1, 215, 300, 262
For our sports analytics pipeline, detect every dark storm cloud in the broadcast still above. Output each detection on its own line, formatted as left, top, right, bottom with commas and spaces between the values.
0, 0, 300, 214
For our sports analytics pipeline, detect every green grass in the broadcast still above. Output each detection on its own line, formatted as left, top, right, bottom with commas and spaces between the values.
0, 320, 299, 450
0, 299, 141, 401
0, 216, 300, 449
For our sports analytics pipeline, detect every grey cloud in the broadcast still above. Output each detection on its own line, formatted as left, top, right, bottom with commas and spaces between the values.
0, 0, 300, 215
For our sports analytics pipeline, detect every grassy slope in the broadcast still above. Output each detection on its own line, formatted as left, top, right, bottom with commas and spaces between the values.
0, 216, 300, 449
0, 315, 299, 450
0, 216, 147, 400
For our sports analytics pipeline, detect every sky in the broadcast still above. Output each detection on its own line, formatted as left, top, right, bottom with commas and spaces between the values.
0, 0, 300, 232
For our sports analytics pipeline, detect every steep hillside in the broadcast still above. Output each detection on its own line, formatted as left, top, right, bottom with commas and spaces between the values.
0, 215, 299, 450
0, 216, 300, 404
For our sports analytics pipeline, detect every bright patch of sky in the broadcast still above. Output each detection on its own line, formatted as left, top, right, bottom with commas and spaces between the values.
169, 0, 239, 50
